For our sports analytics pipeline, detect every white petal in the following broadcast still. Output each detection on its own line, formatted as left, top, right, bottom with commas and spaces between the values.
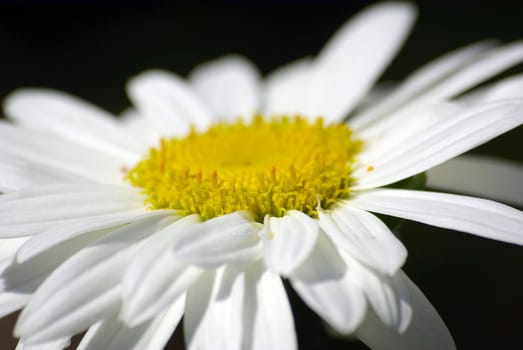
172, 211, 262, 267
16, 338, 70, 350
356, 272, 456, 350
319, 205, 407, 275
349, 188, 523, 245
4, 89, 144, 162
360, 41, 523, 138
261, 211, 319, 276
189, 55, 261, 122
427, 154, 523, 207
242, 262, 297, 350
353, 100, 523, 190
300, 2, 416, 122
356, 102, 462, 165
290, 233, 366, 333
263, 57, 312, 117
78, 296, 185, 350
122, 215, 203, 326
344, 253, 412, 333
0, 228, 110, 318
0, 185, 144, 229
0, 121, 122, 183
460, 73, 523, 104
184, 268, 244, 350
120, 108, 161, 147
127, 70, 214, 137
16, 210, 169, 263
0, 154, 89, 193
350, 41, 495, 130
0, 237, 28, 265
15, 215, 171, 343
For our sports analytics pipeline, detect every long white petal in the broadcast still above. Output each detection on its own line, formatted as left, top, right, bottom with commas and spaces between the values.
16, 338, 71, 350
242, 262, 297, 350
4, 89, 145, 162
290, 233, 366, 334
427, 154, 523, 207
261, 211, 319, 276
15, 216, 171, 343
344, 253, 412, 333
354, 100, 523, 190
172, 211, 262, 267
0, 186, 144, 228
349, 188, 523, 245
122, 215, 203, 326
360, 41, 523, 138
0, 154, 89, 193
0, 228, 109, 318
78, 296, 185, 350
300, 2, 416, 122
356, 271, 456, 350
184, 268, 244, 350
0, 121, 124, 183
263, 57, 312, 118
120, 108, 161, 147
319, 206, 407, 275
350, 41, 495, 130
127, 70, 214, 137
460, 73, 523, 104
189, 55, 261, 122
16, 210, 169, 263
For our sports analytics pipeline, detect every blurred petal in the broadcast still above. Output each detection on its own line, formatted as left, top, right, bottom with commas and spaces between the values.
349, 188, 523, 245
190, 55, 261, 122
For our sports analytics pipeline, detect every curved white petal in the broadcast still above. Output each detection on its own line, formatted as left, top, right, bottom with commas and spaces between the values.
356, 271, 456, 350
0, 228, 109, 319
349, 188, 523, 245
242, 262, 297, 350
16, 338, 70, 350
343, 253, 412, 333
263, 57, 312, 118
122, 215, 203, 326
15, 216, 171, 343
427, 154, 523, 207
354, 100, 523, 190
16, 210, 169, 263
172, 211, 262, 267
290, 233, 366, 334
120, 108, 161, 147
0, 154, 89, 193
319, 205, 407, 275
0, 122, 122, 183
300, 2, 416, 123
261, 210, 319, 276
350, 40, 495, 130
78, 296, 185, 350
0, 185, 144, 234
360, 41, 523, 138
127, 70, 214, 137
4, 89, 145, 162
189, 55, 261, 122
184, 268, 244, 350
460, 73, 523, 104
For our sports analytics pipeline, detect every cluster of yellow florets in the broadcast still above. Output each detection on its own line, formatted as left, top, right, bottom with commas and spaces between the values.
127, 115, 361, 221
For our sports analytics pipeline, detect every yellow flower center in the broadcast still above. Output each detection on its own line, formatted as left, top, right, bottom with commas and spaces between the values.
127, 115, 361, 222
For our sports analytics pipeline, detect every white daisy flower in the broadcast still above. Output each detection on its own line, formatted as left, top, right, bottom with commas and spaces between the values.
1, 2, 522, 350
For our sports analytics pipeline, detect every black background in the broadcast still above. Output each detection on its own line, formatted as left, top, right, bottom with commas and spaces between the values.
0, 1, 522, 349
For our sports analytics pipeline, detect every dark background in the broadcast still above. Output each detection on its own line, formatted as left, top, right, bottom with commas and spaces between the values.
0, 1, 522, 349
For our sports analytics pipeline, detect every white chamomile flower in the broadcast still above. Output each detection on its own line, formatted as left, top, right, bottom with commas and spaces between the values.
1, 2, 522, 350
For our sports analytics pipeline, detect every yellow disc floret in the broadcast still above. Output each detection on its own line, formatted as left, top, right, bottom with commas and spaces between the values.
127, 115, 361, 221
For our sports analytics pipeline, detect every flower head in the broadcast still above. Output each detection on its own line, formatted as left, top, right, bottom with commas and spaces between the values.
1, 2, 522, 350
